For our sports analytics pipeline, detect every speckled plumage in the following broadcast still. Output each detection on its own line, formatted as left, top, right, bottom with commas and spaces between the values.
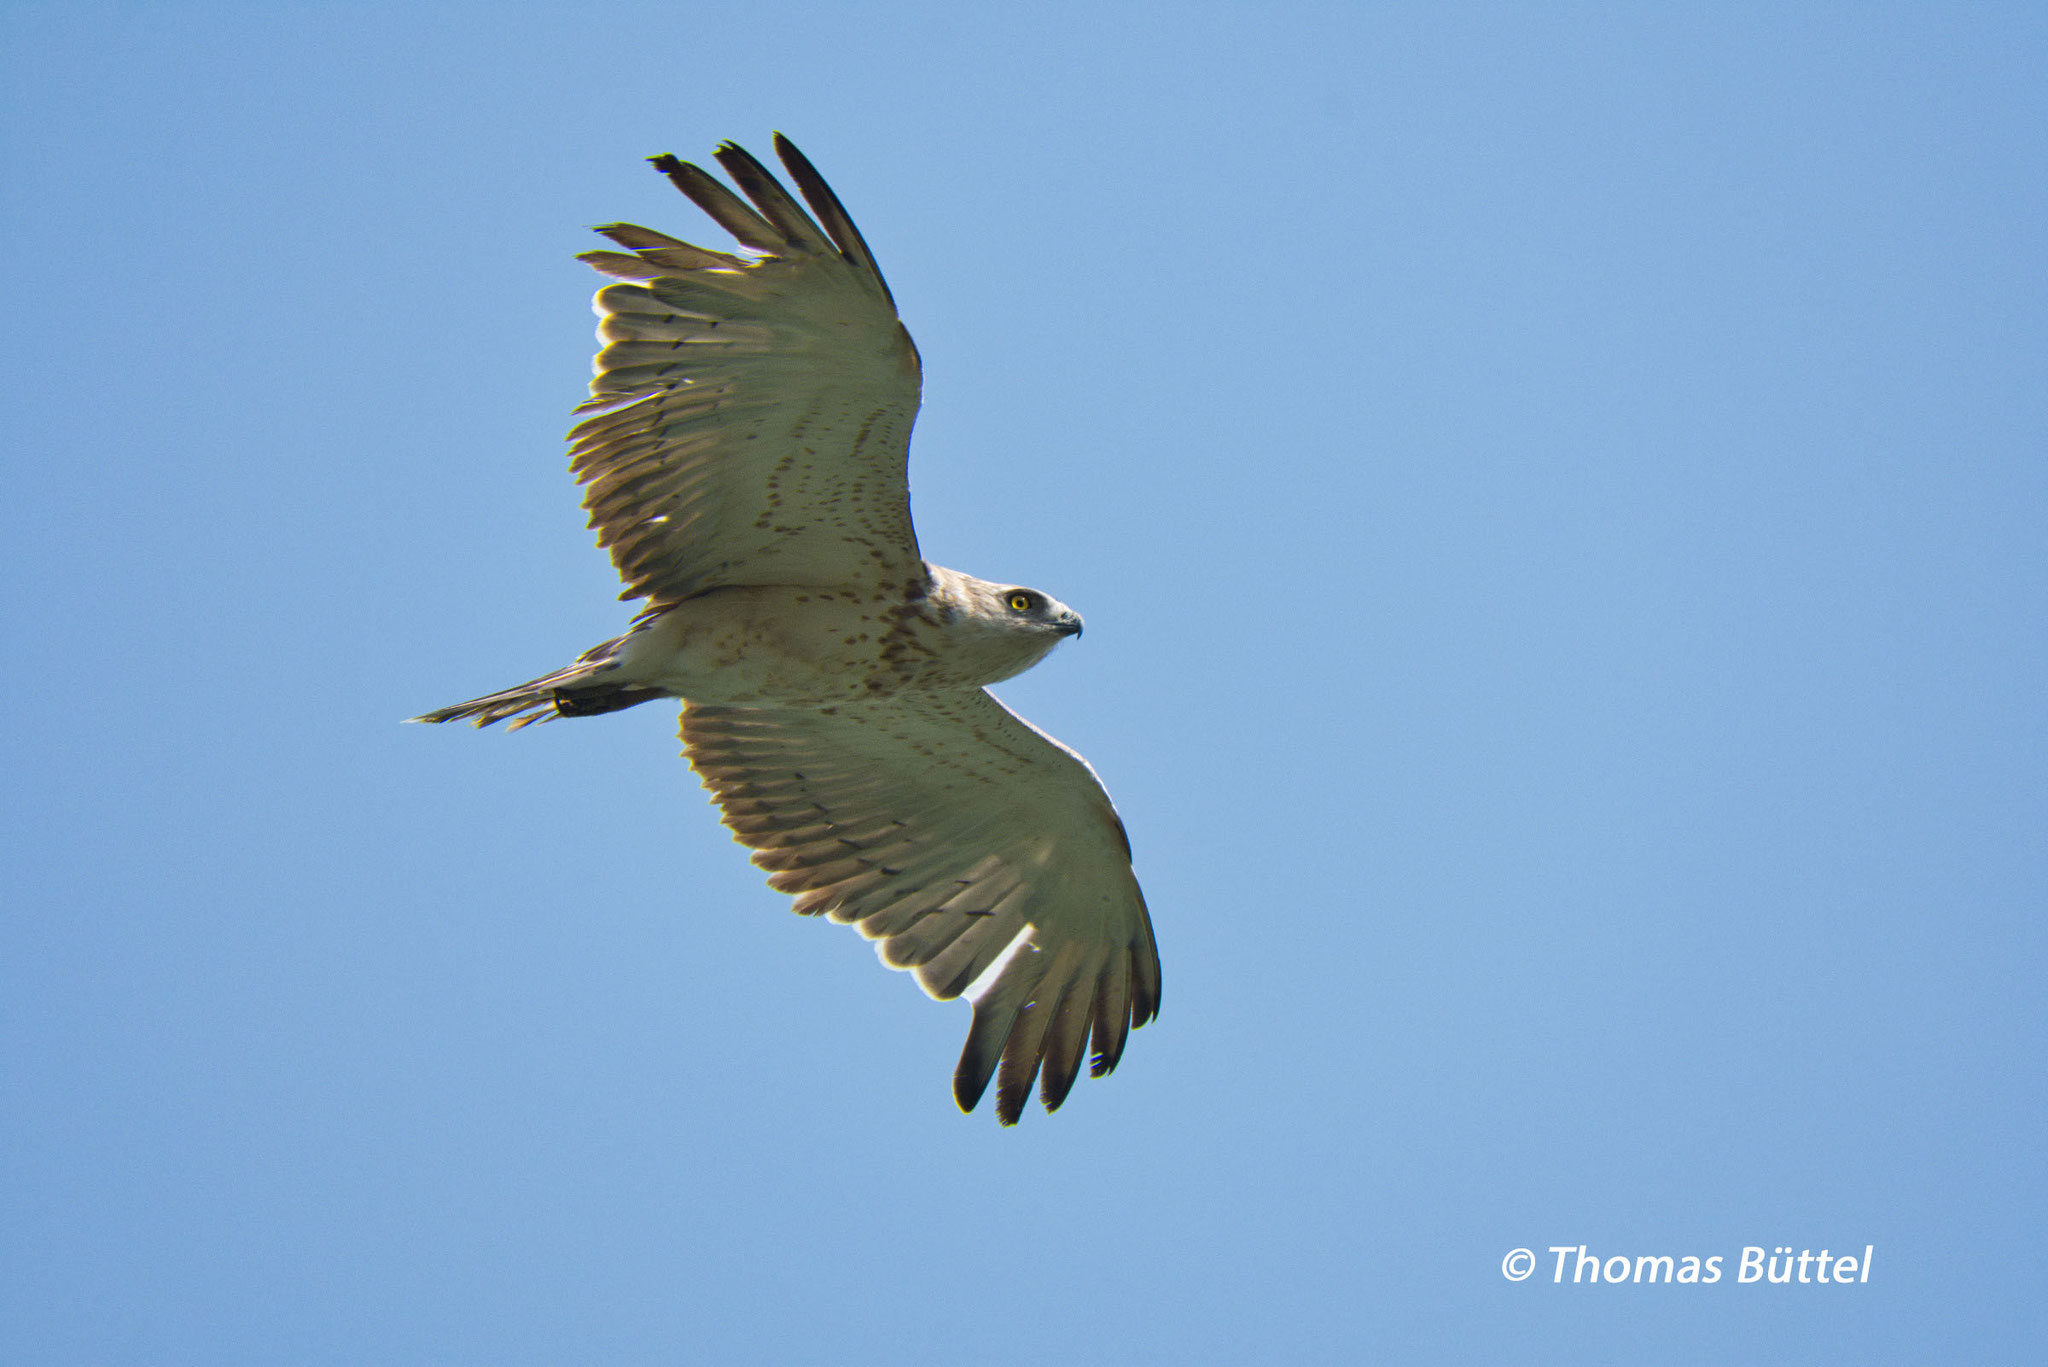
413, 136, 1158, 1125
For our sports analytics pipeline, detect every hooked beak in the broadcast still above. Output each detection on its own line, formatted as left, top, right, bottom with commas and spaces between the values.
1058, 611, 1084, 639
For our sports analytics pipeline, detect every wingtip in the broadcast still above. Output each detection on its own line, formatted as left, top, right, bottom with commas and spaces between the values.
994, 1075, 1032, 1126
955, 1048, 1052, 1127
953, 1055, 995, 1117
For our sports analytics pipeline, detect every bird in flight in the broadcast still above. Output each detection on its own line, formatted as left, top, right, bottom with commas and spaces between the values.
413, 135, 1160, 1124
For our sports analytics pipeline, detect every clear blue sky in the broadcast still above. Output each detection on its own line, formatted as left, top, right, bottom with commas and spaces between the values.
4, 4, 2043, 1363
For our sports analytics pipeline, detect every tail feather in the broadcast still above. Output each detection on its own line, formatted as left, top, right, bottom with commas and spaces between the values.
407, 669, 583, 729
409, 636, 669, 729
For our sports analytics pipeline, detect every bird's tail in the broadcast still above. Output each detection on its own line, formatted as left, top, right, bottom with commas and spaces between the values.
408, 636, 669, 729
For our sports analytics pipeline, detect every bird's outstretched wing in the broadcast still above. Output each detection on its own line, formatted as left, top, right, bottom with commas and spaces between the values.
681, 690, 1161, 1124
571, 135, 925, 607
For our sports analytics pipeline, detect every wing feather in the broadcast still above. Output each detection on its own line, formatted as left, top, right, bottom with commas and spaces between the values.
1088, 951, 1135, 1078
1037, 958, 1101, 1111
771, 132, 897, 308
681, 690, 1160, 1124
591, 220, 748, 269
569, 139, 923, 606
953, 951, 1053, 1115
994, 956, 1069, 1123
712, 141, 839, 256
647, 153, 785, 252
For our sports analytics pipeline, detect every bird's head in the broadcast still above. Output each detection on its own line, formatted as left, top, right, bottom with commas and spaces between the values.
925, 566, 1084, 684
990, 584, 1084, 640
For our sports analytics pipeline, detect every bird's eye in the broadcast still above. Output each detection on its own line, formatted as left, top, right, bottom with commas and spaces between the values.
1007, 592, 1034, 612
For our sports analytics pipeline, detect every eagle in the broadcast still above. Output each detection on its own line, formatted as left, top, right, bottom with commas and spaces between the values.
413, 135, 1160, 1125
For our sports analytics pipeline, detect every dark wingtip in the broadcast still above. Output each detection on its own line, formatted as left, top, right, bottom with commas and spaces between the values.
1039, 1069, 1078, 1115
953, 1033, 1028, 1125
953, 1052, 996, 1117
994, 1086, 1026, 1126
764, 131, 897, 312
648, 153, 684, 175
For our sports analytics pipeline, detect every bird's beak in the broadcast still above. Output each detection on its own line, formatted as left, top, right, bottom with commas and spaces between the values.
1059, 612, 1084, 639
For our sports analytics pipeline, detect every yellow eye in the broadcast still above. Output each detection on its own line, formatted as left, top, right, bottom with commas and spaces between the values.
1007, 593, 1033, 612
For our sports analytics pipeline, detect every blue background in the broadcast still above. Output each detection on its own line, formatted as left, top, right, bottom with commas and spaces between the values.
4, 4, 2043, 1363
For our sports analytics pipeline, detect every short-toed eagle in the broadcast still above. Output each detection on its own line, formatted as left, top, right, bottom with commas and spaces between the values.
413, 136, 1160, 1125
